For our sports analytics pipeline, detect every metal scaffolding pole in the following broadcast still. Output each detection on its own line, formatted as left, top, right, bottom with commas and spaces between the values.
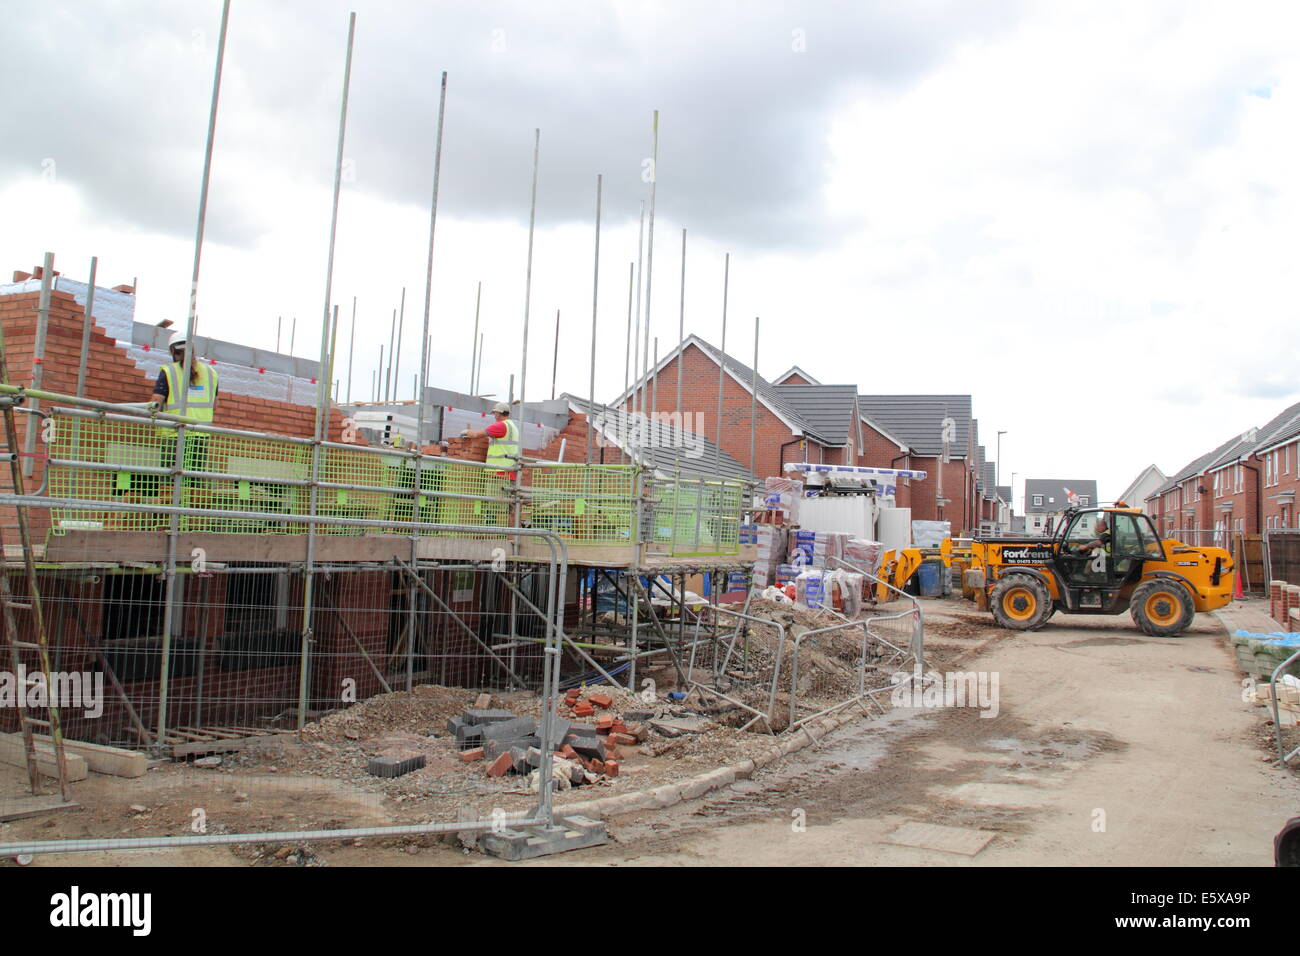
586, 173, 602, 464
157, 0, 231, 746
641, 110, 658, 421
298, 11, 356, 730
469, 280, 481, 395
518, 128, 540, 429
346, 295, 356, 404
411, 69, 449, 688
715, 253, 729, 478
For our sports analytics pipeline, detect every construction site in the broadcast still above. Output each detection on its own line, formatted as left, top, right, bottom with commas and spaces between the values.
2, 2, 1298, 883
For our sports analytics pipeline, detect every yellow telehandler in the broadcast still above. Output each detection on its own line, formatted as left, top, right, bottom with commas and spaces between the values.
877, 505, 1234, 636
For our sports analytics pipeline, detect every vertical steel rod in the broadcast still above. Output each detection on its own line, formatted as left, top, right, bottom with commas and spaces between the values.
641, 110, 658, 423
412, 69, 449, 688
469, 280, 481, 394
346, 295, 356, 404
550, 308, 560, 401
587, 173, 602, 464
715, 253, 729, 478
393, 286, 406, 400
751, 316, 758, 474
518, 127, 540, 429
632, 201, 644, 424
75, 256, 97, 398
158, 0, 231, 746
298, 10, 356, 731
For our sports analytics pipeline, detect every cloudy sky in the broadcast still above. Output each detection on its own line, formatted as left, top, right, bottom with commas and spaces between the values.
3, 0, 1298, 508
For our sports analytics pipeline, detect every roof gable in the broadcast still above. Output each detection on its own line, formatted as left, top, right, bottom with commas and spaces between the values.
561, 394, 754, 480
857, 394, 973, 457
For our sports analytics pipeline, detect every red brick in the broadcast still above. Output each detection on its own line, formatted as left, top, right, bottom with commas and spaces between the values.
603, 760, 619, 778
595, 714, 614, 731
588, 692, 613, 709
572, 701, 594, 718
460, 747, 484, 762
486, 752, 513, 777
608, 732, 635, 747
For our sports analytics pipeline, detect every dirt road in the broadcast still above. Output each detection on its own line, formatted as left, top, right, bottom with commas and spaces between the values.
8, 598, 1296, 867
516, 600, 1300, 866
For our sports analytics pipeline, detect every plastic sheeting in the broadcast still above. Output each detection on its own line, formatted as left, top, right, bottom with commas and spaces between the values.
912, 520, 951, 548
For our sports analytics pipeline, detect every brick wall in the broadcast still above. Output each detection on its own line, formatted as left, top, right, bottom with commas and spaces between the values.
1258, 440, 1299, 530
0, 287, 350, 538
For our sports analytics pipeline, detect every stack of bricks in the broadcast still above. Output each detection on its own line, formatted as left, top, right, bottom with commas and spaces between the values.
1272, 580, 1286, 625
1286, 586, 1300, 630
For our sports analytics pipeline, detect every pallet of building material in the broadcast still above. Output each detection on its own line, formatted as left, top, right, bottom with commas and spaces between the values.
0, 733, 90, 782
164, 726, 295, 758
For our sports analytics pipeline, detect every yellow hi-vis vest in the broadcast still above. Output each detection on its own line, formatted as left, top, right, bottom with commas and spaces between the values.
485, 418, 520, 471
161, 361, 219, 423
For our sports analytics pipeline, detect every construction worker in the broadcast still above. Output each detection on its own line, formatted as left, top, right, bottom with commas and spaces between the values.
458, 402, 520, 480
1074, 515, 1111, 555
444, 401, 519, 526
146, 334, 219, 503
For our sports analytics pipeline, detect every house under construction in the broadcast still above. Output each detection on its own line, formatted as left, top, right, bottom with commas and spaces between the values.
0, 268, 756, 758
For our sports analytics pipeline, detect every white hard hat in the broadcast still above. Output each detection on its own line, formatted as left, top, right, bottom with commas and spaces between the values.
169, 332, 188, 351
492, 402, 510, 415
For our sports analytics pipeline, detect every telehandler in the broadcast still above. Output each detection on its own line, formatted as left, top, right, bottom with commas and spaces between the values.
877, 505, 1235, 636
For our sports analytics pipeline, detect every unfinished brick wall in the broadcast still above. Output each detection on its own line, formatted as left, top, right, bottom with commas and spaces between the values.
0, 287, 350, 540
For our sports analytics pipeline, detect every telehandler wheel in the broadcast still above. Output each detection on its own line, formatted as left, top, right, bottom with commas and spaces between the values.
1130, 578, 1195, 636
989, 574, 1052, 631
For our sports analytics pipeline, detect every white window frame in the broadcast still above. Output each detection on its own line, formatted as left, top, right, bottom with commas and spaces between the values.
1032, 494, 1043, 507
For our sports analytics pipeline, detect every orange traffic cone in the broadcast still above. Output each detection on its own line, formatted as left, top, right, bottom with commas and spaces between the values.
1233, 569, 1244, 601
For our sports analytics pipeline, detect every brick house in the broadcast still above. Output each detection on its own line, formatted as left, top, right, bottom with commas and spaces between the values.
538, 394, 752, 480
857, 394, 980, 531
1143, 399, 1300, 544
1023, 479, 1098, 535
615, 335, 866, 481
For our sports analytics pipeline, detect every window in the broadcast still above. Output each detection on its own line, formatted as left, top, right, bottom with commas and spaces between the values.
1032, 494, 1043, 507
1213, 472, 1221, 497
1079, 495, 1090, 506
1235, 464, 1243, 494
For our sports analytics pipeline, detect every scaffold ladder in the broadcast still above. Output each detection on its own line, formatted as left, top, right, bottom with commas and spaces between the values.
0, 340, 71, 801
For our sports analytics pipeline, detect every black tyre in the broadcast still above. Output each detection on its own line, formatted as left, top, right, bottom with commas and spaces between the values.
990, 574, 1052, 631
1130, 578, 1195, 636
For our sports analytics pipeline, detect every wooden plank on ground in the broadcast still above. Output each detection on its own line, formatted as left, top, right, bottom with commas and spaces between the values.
169, 732, 295, 758
0, 795, 79, 822
0, 734, 89, 782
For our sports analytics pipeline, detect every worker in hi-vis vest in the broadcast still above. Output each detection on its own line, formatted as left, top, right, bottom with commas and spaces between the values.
144, 333, 219, 500
442, 401, 518, 526
458, 402, 520, 479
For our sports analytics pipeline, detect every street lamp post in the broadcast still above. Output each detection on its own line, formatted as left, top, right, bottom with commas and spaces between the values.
997, 430, 1007, 487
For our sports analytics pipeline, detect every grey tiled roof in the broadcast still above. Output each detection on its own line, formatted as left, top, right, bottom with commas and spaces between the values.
1254, 400, 1300, 453
562, 395, 754, 481
773, 384, 858, 446
857, 394, 973, 457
